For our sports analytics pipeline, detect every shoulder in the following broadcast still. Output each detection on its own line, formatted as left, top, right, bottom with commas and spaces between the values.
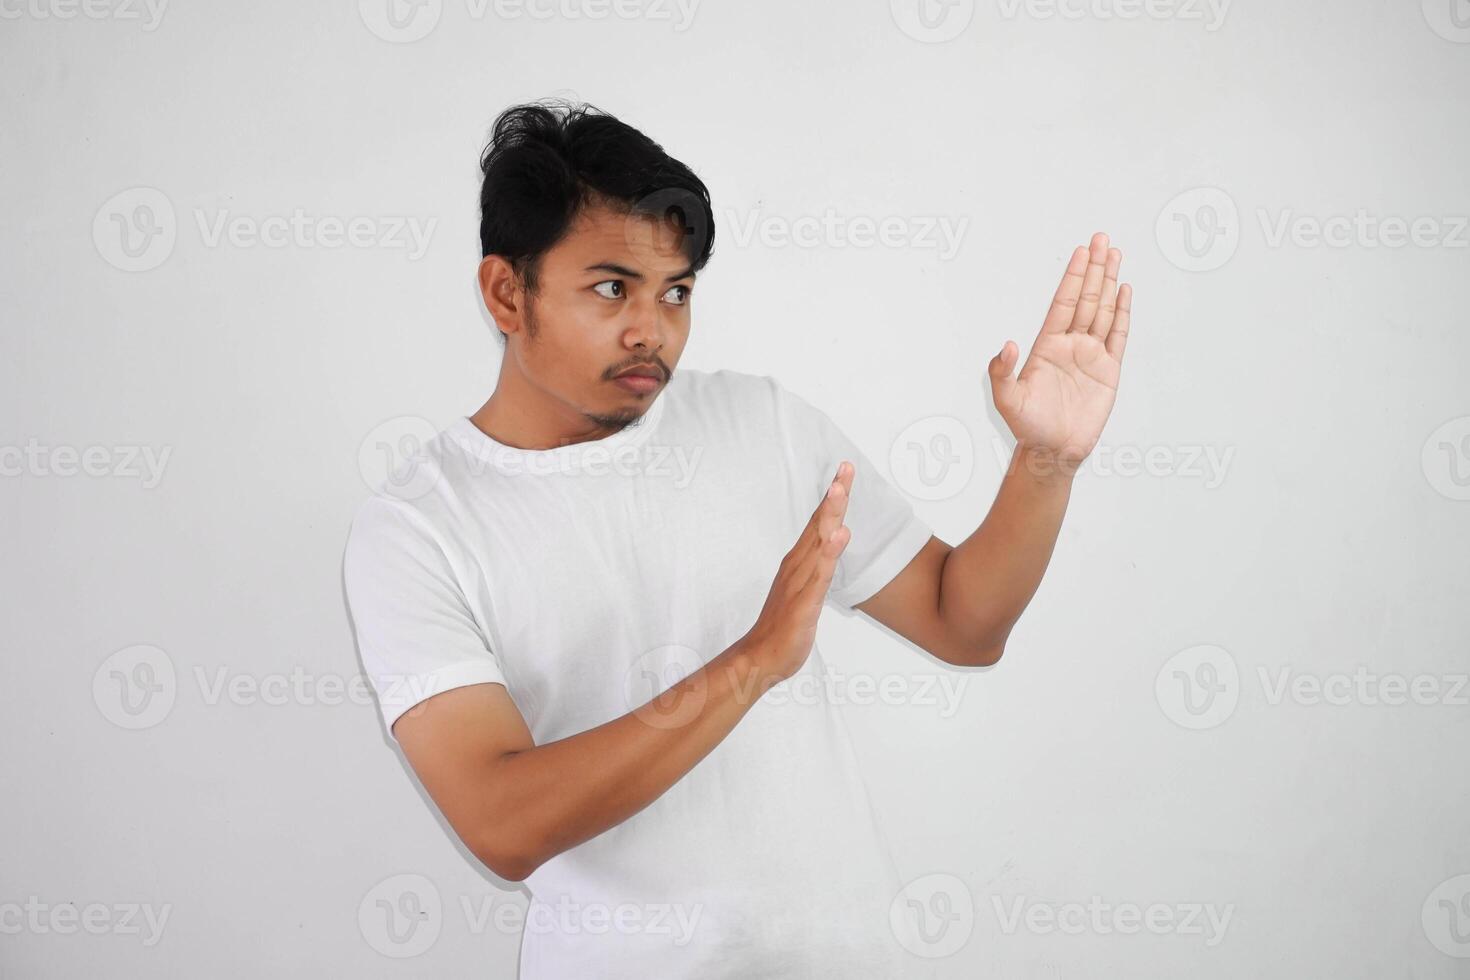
665, 369, 805, 452
668, 366, 789, 419
670, 366, 774, 397
345, 425, 474, 563
669, 368, 850, 454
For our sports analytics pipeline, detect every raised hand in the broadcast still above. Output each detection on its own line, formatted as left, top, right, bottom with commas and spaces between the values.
987, 232, 1134, 468
740, 462, 853, 685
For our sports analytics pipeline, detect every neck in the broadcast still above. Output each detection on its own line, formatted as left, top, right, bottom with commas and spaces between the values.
469, 366, 631, 451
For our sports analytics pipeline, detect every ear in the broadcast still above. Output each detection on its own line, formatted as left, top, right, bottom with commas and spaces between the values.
478, 255, 524, 338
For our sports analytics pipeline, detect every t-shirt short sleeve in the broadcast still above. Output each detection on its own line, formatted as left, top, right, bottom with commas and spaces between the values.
766, 376, 935, 612
343, 495, 506, 738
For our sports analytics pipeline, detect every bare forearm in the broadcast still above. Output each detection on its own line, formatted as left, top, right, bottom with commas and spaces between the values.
484, 639, 776, 878
938, 443, 1076, 662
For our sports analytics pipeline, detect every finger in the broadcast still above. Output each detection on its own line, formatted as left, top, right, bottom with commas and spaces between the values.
1069, 232, 1110, 333
809, 479, 847, 555
790, 465, 852, 586
793, 463, 851, 549
1104, 283, 1132, 361
1040, 246, 1090, 335
797, 523, 850, 602
987, 340, 1020, 415
1089, 247, 1122, 339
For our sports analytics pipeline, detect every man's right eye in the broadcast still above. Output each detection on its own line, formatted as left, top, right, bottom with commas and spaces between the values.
593, 281, 624, 299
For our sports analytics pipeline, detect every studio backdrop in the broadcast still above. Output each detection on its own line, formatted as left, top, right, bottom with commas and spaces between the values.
3, 1, 1468, 977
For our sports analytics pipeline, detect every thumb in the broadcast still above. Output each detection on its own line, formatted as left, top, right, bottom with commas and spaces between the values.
988, 341, 1019, 412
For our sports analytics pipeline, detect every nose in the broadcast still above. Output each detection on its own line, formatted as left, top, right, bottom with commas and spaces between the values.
624, 293, 666, 353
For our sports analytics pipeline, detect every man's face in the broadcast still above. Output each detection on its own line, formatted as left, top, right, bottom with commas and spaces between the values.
508, 201, 697, 431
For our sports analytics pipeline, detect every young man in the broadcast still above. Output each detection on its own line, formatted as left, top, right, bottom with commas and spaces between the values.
344, 101, 1134, 978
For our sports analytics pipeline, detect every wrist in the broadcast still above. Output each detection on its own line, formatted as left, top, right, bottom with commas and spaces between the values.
1011, 442, 1082, 486
726, 631, 792, 694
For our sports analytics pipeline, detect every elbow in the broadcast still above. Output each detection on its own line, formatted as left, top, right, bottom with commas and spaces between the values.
472, 837, 542, 883
468, 759, 549, 882
469, 822, 546, 883
972, 642, 1005, 667
969, 622, 1013, 667
491, 861, 537, 884
945, 631, 1007, 667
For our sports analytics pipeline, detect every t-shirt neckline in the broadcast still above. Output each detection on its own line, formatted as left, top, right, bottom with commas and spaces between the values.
445, 387, 669, 476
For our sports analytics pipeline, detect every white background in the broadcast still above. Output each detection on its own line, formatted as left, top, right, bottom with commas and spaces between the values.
3, 0, 1469, 976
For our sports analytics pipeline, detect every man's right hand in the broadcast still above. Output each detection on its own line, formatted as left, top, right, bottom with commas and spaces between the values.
740, 461, 853, 686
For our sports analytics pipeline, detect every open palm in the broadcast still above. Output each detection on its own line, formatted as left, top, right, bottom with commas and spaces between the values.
988, 233, 1134, 465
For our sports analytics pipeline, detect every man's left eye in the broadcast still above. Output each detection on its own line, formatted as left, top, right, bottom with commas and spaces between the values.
662, 285, 690, 305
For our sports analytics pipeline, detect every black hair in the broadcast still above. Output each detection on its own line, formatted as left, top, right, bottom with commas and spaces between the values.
478, 100, 716, 303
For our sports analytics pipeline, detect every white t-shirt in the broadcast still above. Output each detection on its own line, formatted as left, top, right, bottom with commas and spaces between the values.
343, 368, 935, 978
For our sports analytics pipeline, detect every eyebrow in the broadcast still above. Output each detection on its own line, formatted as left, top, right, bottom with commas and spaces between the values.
584, 262, 696, 284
